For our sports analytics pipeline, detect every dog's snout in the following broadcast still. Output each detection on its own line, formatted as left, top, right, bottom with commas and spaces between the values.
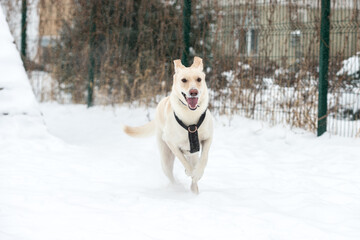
189, 89, 198, 97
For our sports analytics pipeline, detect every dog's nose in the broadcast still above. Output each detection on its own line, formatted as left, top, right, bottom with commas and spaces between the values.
189, 89, 198, 97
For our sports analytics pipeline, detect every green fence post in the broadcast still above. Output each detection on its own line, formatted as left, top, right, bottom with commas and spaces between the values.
87, 2, 96, 108
182, 0, 191, 67
21, 0, 27, 67
317, 0, 330, 136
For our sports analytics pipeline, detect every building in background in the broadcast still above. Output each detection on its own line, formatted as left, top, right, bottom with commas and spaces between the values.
218, 1, 360, 68
37, 0, 72, 64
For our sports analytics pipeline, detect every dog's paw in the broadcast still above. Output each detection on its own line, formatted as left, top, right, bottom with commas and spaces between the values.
185, 168, 193, 177
191, 182, 199, 194
191, 167, 204, 182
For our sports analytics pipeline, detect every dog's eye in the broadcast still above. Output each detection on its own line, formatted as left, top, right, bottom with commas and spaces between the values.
197, 78, 201, 82
181, 78, 187, 83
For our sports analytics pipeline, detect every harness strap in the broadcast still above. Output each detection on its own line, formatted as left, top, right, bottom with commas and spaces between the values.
173, 110, 207, 153
178, 98, 188, 107
174, 110, 206, 131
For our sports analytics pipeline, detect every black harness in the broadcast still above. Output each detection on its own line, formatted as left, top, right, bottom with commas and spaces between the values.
173, 110, 207, 153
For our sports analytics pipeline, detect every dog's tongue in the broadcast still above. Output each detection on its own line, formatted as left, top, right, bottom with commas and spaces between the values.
187, 97, 198, 109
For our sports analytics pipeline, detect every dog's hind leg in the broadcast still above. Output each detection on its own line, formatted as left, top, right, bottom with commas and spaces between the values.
157, 133, 175, 183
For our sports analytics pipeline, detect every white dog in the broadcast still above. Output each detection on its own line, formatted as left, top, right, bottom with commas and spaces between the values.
124, 56, 213, 194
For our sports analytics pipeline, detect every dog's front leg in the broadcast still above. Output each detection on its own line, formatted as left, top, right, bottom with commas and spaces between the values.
192, 137, 212, 183
190, 138, 212, 194
165, 141, 193, 176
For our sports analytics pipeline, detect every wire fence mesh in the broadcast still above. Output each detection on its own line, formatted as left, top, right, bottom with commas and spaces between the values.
1, 0, 359, 137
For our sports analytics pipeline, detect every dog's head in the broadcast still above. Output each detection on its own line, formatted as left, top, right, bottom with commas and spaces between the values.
172, 56, 207, 111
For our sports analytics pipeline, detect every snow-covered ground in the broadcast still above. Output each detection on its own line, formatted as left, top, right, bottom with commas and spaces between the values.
1, 4, 360, 239
1, 103, 360, 240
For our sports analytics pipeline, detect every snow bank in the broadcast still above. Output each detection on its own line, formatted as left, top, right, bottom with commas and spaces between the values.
0, 5, 41, 118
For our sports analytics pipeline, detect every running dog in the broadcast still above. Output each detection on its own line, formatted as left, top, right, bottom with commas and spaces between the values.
123, 56, 213, 194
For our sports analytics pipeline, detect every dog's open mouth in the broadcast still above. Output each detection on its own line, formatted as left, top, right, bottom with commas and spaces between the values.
182, 92, 198, 110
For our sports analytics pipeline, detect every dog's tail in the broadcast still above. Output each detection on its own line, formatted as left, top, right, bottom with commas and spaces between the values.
123, 120, 156, 138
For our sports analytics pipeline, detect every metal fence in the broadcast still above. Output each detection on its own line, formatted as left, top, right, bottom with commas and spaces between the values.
1, 0, 359, 137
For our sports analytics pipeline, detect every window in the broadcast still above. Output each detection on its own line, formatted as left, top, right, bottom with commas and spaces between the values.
248, 28, 258, 55
290, 30, 301, 48
235, 10, 259, 56
39, 36, 56, 64
290, 30, 302, 59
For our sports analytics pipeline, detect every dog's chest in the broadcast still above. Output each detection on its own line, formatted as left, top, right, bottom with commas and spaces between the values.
163, 123, 207, 154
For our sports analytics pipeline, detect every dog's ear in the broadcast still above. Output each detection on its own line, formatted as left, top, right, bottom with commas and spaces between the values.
173, 59, 185, 73
191, 56, 203, 71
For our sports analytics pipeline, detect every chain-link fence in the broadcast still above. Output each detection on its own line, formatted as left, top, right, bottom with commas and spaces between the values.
1, 0, 359, 137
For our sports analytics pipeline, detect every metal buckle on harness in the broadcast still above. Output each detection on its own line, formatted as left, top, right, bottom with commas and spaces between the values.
188, 126, 198, 133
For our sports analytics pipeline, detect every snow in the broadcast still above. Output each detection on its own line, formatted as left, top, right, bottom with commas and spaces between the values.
1, 103, 360, 240
291, 29, 301, 35
337, 52, 360, 77
221, 70, 235, 83
0, 5, 40, 117
275, 67, 288, 76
